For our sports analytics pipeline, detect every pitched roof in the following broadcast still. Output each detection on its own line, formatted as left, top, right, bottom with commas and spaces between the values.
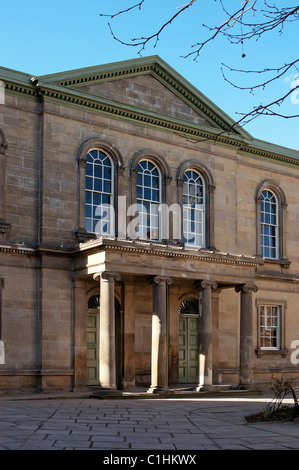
0, 55, 298, 166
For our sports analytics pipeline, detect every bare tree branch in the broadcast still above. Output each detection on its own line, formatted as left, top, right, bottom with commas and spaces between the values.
221, 59, 299, 92
99, 1, 299, 128
101, 1, 197, 54
99, 1, 145, 20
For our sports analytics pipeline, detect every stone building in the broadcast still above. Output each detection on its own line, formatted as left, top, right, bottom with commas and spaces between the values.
0, 56, 299, 393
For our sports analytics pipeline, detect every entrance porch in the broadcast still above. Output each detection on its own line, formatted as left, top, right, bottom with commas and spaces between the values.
73, 271, 258, 393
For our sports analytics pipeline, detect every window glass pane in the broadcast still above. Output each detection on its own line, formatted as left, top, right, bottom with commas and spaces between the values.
103, 180, 111, 194
86, 191, 92, 204
86, 162, 93, 176
144, 175, 151, 188
102, 194, 110, 206
85, 204, 91, 218
143, 188, 151, 201
152, 189, 159, 202
137, 185, 142, 199
85, 218, 92, 233
104, 166, 111, 180
86, 176, 93, 191
93, 192, 101, 206
94, 178, 102, 193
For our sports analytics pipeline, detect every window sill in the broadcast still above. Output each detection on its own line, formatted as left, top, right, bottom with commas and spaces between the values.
256, 348, 288, 358
75, 228, 97, 243
262, 257, 291, 268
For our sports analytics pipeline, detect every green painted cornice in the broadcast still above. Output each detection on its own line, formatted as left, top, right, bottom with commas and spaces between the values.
0, 57, 298, 167
0, 66, 38, 98
39, 55, 248, 136
32, 79, 250, 148
239, 138, 299, 167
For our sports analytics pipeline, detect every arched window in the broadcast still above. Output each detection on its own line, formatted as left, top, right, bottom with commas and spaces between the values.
136, 160, 161, 240
183, 170, 205, 248
179, 299, 199, 315
260, 189, 278, 259
85, 149, 114, 236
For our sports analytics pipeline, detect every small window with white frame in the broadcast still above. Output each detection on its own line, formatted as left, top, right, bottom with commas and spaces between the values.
259, 304, 280, 349
256, 299, 287, 356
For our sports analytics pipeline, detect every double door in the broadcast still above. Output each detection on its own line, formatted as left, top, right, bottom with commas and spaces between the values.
179, 315, 199, 383
87, 309, 99, 385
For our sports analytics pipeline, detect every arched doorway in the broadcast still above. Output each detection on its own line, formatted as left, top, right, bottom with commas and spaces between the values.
178, 299, 199, 384
86, 295, 122, 387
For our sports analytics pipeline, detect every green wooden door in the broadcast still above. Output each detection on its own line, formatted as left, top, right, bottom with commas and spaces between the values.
179, 315, 199, 383
86, 309, 99, 385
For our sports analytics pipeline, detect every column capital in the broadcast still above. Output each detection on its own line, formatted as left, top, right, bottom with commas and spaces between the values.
235, 283, 258, 294
148, 275, 172, 286
93, 272, 122, 282
194, 280, 217, 291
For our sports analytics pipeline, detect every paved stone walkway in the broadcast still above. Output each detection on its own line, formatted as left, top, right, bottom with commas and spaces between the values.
0, 394, 299, 451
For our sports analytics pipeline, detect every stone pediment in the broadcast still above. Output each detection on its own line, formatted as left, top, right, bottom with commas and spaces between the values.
38, 56, 251, 139
1, 57, 299, 168
74, 74, 214, 128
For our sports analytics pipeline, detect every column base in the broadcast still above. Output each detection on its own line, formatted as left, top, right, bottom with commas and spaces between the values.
147, 386, 168, 394
238, 382, 254, 390
194, 384, 216, 392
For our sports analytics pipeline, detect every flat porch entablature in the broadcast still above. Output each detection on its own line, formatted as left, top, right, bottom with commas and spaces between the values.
73, 237, 264, 285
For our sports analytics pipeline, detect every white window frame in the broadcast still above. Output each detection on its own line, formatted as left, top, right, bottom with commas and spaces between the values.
259, 304, 281, 350
260, 189, 279, 259
183, 169, 205, 249
136, 159, 161, 241
85, 149, 114, 237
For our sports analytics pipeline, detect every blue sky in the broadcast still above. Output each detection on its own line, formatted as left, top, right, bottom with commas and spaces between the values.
1, 0, 298, 150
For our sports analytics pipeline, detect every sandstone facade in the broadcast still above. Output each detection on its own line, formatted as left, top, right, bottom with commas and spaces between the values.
0, 56, 298, 393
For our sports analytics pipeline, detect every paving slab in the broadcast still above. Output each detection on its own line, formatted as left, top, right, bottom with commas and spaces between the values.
0, 392, 298, 454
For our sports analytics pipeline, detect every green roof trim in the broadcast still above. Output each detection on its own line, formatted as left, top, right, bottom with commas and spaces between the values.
39, 55, 251, 137
0, 56, 298, 167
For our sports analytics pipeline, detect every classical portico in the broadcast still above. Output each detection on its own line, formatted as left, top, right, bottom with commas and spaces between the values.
75, 246, 259, 392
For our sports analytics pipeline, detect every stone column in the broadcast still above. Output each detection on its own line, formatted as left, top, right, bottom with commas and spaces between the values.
123, 282, 136, 388
235, 284, 258, 386
94, 272, 121, 389
148, 276, 172, 393
73, 278, 87, 390
168, 285, 180, 385
212, 289, 220, 385
196, 280, 217, 390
